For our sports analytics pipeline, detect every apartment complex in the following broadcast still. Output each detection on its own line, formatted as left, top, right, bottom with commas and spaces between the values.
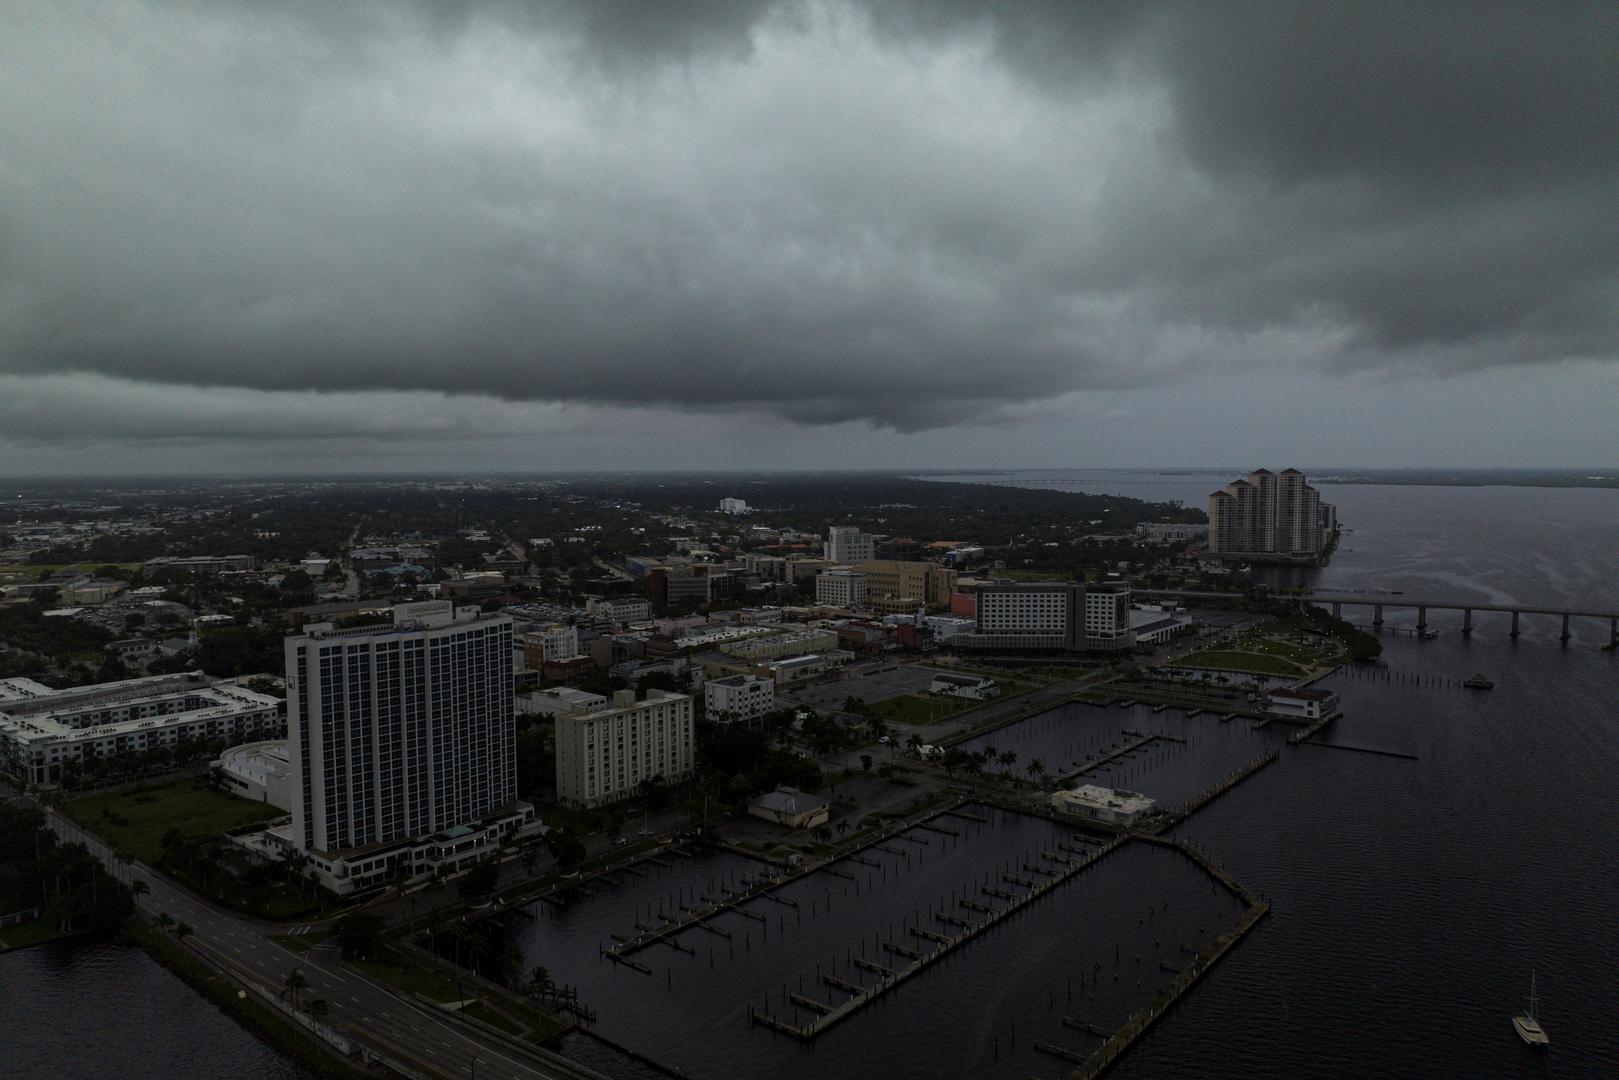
814, 569, 869, 608
825, 526, 876, 564
956, 581, 1133, 653
704, 673, 776, 725
554, 688, 696, 808
1208, 468, 1332, 562
276, 601, 534, 893
852, 560, 958, 612
0, 672, 282, 787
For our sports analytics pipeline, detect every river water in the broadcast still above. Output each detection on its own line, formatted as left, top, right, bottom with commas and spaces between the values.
7, 473, 1615, 1078
0, 939, 315, 1079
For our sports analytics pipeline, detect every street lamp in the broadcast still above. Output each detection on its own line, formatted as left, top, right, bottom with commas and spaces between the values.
469, 1048, 481, 1080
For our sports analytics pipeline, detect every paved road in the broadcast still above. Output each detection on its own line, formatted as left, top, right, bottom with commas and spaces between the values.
35, 800, 606, 1080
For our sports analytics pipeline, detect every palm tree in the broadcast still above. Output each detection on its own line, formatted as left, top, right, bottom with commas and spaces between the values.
157, 911, 175, 931
1026, 758, 1045, 782
835, 820, 851, 838
529, 965, 554, 997
174, 921, 193, 942
999, 750, 1017, 773
309, 999, 329, 1023
132, 879, 150, 899
282, 967, 308, 1012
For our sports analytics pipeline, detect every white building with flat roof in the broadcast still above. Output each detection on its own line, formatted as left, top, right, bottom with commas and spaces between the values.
0, 672, 282, 787
815, 570, 869, 608
554, 688, 695, 808
214, 739, 293, 810
1052, 784, 1155, 826
824, 526, 875, 564
704, 674, 776, 725
719, 497, 751, 515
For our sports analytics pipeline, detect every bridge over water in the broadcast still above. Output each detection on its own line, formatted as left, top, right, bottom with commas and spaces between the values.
1133, 589, 1619, 646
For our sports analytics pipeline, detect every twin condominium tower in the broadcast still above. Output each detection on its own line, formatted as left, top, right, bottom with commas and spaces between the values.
1207, 468, 1333, 563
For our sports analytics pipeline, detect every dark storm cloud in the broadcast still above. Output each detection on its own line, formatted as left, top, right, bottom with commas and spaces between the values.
1, 0, 1615, 441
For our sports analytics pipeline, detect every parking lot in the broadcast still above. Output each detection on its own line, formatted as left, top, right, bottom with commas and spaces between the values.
788, 663, 953, 711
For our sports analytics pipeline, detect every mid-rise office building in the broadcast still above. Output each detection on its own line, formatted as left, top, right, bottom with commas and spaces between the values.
554, 688, 695, 808
1208, 468, 1325, 562
853, 560, 959, 611
274, 601, 535, 894
521, 623, 580, 667
718, 497, 751, 515
956, 581, 1133, 653
704, 673, 776, 725
815, 570, 869, 608
825, 526, 876, 564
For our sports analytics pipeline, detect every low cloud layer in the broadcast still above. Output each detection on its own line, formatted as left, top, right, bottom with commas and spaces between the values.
2, 1, 1615, 445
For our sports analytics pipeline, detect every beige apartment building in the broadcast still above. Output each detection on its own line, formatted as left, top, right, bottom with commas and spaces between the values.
554, 688, 695, 808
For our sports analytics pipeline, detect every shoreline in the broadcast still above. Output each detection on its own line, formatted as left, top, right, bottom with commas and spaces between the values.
120, 918, 375, 1080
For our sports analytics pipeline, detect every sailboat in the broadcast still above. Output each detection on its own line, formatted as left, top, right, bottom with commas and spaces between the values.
1512, 970, 1549, 1047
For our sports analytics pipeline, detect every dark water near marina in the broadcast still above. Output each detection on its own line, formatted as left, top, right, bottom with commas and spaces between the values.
515, 815, 1244, 1080
0, 941, 315, 1080
8, 475, 1616, 1078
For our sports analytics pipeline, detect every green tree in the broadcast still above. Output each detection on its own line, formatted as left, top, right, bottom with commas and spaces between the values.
333, 913, 386, 961
282, 967, 308, 1011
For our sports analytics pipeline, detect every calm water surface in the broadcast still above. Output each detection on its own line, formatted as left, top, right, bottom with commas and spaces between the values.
9, 476, 1615, 1078
0, 941, 315, 1080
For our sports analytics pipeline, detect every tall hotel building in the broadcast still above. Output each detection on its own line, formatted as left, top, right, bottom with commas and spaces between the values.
1208, 468, 1330, 562
957, 581, 1134, 653
277, 600, 536, 894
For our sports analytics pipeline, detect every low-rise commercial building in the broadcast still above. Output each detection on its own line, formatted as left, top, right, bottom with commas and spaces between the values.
929, 672, 999, 699
589, 597, 651, 623
554, 688, 695, 808
704, 673, 776, 725
719, 628, 839, 661
143, 555, 256, 575
748, 787, 830, 830
1264, 687, 1339, 720
1052, 785, 1155, 826
214, 739, 294, 810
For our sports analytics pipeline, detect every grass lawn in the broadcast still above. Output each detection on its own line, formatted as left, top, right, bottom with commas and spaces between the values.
66, 779, 284, 864
1173, 649, 1305, 676
871, 694, 970, 725
0, 912, 73, 950
351, 952, 462, 1002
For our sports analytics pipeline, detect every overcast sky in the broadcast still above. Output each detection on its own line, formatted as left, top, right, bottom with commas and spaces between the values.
3, 1, 1616, 475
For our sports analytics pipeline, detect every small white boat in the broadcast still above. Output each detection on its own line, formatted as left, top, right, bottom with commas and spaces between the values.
1513, 970, 1549, 1048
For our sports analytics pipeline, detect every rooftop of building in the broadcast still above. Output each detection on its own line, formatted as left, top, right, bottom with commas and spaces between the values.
1057, 784, 1156, 814
750, 787, 830, 814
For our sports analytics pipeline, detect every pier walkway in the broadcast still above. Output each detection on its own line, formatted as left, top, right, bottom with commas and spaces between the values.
749, 835, 1128, 1040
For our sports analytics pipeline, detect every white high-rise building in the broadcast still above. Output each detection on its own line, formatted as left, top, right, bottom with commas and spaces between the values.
825, 525, 875, 564
719, 497, 751, 515
279, 601, 534, 892
554, 688, 695, 808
